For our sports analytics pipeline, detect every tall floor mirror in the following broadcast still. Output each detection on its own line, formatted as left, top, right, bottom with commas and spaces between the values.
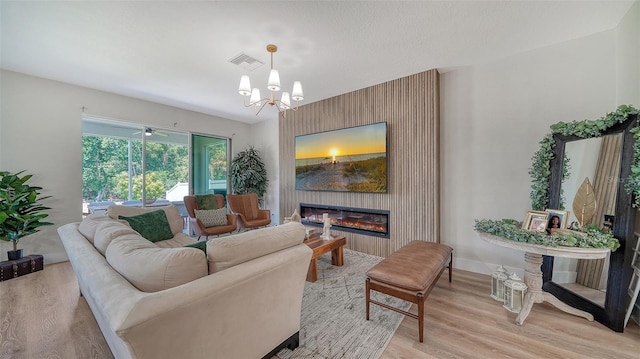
542, 113, 639, 332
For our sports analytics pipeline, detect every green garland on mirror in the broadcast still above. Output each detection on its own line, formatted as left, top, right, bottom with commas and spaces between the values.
529, 104, 640, 210
474, 219, 619, 251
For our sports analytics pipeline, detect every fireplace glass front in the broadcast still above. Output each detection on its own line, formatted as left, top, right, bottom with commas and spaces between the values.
300, 203, 389, 238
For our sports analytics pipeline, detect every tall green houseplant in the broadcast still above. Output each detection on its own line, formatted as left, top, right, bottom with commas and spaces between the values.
230, 146, 269, 204
0, 171, 53, 259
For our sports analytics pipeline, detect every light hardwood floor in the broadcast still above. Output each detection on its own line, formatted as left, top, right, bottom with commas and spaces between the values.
1, 262, 638, 359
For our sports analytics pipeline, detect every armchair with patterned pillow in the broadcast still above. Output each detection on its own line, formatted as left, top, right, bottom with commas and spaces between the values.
184, 194, 237, 240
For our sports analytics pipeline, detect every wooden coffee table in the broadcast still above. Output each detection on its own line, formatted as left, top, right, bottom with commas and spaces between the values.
303, 234, 347, 282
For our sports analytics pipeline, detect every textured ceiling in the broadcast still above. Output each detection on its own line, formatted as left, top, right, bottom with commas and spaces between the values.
1, 1, 635, 124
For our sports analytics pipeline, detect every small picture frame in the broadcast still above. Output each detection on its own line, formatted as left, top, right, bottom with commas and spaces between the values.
545, 209, 569, 232
523, 210, 549, 233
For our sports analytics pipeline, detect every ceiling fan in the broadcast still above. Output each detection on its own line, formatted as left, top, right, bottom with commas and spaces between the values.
132, 127, 168, 137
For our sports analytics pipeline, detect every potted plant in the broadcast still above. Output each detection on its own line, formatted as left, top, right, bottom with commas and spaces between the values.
229, 146, 269, 205
0, 170, 53, 260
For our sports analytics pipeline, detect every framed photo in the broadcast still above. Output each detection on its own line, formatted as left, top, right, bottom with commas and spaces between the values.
522, 210, 549, 233
545, 209, 569, 231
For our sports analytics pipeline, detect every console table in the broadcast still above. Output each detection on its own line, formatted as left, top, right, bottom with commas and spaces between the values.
477, 231, 610, 325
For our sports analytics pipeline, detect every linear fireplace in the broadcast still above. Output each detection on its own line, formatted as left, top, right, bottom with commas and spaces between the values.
300, 203, 389, 238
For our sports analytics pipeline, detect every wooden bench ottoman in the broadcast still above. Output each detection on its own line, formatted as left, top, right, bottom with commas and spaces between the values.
365, 240, 453, 342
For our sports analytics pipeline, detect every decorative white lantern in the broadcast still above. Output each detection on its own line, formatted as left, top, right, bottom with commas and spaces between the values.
503, 272, 527, 313
490, 265, 509, 302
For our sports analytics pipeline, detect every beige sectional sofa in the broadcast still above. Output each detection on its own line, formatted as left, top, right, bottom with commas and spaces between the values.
58, 204, 312, 359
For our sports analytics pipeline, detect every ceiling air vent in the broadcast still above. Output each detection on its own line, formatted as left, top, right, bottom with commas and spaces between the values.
229, 53, 264, 71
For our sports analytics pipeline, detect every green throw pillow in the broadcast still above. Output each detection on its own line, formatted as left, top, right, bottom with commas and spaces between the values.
195, 208, 228, 227
184, 241, 207, 254
118, 210, 174, 242
195, 194, 218, 210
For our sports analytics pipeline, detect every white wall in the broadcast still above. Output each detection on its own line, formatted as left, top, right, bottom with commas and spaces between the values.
0, 70, 251, 262
441, 29, 622, 277
616, 0, 640, 106
249, 116, 280, 225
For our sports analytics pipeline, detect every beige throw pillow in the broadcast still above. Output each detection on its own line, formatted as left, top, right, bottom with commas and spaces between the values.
106, 233, 208, 292
195, 208, 228, 227
93, 221, 140, 255
78, 214, 115, 243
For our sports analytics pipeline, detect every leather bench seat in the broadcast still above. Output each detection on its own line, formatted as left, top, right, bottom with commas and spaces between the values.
366, 240, 453, 342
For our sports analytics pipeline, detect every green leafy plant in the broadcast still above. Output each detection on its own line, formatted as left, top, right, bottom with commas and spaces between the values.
115, 171, 166, 200
230, 146, 269, 203
0, 171, 53, 252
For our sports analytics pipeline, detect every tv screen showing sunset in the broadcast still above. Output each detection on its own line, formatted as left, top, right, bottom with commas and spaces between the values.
295, 122, 387, 192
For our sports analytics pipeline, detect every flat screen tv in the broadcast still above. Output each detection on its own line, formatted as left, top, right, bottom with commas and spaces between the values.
295, 122, 387, 193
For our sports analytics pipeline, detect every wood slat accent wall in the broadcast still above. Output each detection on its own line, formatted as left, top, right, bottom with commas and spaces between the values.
279, 69, 440, 257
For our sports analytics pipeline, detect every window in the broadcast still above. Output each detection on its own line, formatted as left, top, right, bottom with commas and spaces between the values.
81, 117, 191, 213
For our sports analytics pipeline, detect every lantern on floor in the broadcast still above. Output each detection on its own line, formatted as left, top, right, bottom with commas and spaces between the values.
490, 265, 509, 302
503, 272, 527, 313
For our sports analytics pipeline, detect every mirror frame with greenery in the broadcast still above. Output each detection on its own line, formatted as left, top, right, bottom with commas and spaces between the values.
535, 105, 639, 332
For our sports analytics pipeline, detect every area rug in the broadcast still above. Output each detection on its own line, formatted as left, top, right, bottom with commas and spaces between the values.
277, 249, 411, 359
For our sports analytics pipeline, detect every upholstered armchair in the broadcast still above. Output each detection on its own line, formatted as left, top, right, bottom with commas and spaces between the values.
183, 194, 237, 240
226, 193, 271, 230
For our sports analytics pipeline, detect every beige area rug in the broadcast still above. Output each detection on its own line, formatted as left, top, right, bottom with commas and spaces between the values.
278, 249, 411, 359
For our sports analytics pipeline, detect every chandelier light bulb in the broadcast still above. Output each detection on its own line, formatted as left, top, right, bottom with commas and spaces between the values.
238, 75, 251, 96
292, 81, 304, 101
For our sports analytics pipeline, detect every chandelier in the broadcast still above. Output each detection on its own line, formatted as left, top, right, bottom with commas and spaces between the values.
238, 44, 304, 117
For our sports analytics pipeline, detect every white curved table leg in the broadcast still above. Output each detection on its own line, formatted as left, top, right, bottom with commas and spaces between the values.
542, 292, 594, 321
515, 291, 534, 325
516, 251, 594, 324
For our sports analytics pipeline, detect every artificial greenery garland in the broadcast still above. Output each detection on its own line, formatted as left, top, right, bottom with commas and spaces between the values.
529, 104, 640, 210
474, 219, 619, 251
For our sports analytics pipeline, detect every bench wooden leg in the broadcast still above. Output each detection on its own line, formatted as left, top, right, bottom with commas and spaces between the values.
448, 252, 453, 282
365, 278, 371, 320
418, 293, 425, 342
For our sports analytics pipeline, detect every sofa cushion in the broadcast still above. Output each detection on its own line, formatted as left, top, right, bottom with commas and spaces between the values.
78, 214, 115, 244
185, 240, 207, 254
207, 222, 305, 273
106, 233, 208, 292
154, 233, 197, 248
106, 204, 184, 235
195, 208, 227, 227
94, 221, 140, 255
118, 210, 174, 242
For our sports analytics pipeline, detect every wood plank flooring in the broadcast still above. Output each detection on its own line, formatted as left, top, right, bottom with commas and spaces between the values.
1, 262, 638, 359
